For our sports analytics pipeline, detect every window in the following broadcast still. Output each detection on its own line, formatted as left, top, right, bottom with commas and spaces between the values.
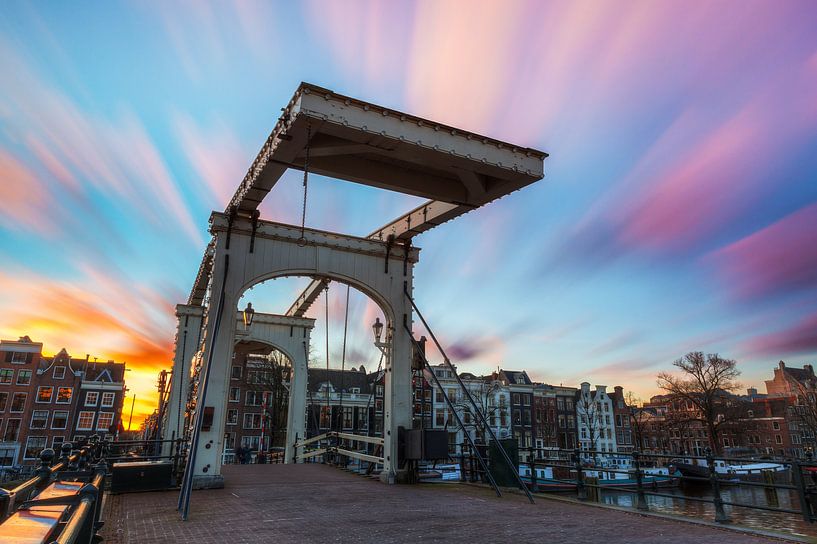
319, 406, 331, 429
231, 365, 242, 380
343, 407, 353, 429
24, 436, 47, 460
436, 409, 445, 427
52, 436, 65, 449
243, 413, 261, 429
56, 387, 73, 404
240, 435, 260, 450
0, 392, 7, 411
37, 386, 53, 403
9, 351, 32, 364
16, 370, 32, 385
775, 435, 783, 445
773, 421, 781, 431
101, 392, 115, 408
10, 393, 26, 412
85, 392, 99, 406
226, 409, 238, 425
0, 446, 15, 466
4, 418, 21, 441
359, 409, 368, 430
52, 411, 69, 430
229, 387, 240, 402
245, 391, 262, 406
73, 435, 86, 443
76, 411, 95, 431
53, 366, 66, 379
97, 412, 114, 431
350, 387, 360, 394
375, 385, 384, 397
30, 410, 48, 429
0, 369, 13, 384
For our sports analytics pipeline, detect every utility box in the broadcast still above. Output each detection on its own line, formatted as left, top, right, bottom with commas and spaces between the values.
488, 438, 519, 487
404, 429, 449, 460
111, 460, 173, 493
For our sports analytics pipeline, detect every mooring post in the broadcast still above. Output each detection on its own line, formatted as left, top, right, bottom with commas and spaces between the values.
706, 449, 731, 523
632, 451, 648, 511
575, 448, 587, 501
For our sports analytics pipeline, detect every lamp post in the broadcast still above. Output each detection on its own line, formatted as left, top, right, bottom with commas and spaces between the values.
243, 302, 255, 329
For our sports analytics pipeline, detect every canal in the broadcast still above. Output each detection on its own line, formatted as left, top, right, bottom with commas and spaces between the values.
597, 482, 816, 538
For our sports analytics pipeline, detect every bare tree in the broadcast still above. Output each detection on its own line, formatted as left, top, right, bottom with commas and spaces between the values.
657, 352, 742, 455
625, 392, 649, 451
453, 379, 507, 444
791, 380, 817, 453
576, 389, 602, 462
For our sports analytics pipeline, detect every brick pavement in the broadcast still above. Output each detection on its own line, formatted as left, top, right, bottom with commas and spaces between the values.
100, 464, 789, 544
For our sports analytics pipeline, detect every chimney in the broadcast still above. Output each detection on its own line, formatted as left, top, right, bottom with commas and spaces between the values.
614, 386, 623, 396
806, 365, 814, 375
596, 385, 607, 394
779, 360, 786, 370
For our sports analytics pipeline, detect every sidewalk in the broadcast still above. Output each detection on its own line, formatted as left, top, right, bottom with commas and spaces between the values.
101, 464, 791, 543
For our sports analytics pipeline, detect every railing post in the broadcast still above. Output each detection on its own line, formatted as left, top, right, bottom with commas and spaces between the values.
60, 442, 73, 467
459, 446, 466, 482
0, 488, 10, 523
632, 451, 648, 511
529, 447, 539, 493
574, 448, 587, 501
706, 448, 731, 523
292, 433, 299, 464
36, 448, 55, 491
792, 454, 813, 523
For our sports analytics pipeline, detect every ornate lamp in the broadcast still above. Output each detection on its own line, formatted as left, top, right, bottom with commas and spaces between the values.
243, 302, 255, 328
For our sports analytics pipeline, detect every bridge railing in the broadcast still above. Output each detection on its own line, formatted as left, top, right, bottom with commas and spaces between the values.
456, 444, 817, 525
0, 438, 108, 543
294, 432, 384, 469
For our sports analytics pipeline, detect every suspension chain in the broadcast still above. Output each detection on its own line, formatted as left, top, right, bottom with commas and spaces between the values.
299, 125, 311, 244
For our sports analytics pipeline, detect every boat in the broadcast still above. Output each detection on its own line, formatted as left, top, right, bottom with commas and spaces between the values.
518, 463, 680, 492
669, 458, 789, 484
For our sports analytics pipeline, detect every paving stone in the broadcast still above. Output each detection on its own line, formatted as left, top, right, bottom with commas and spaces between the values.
100, 464, 786, 543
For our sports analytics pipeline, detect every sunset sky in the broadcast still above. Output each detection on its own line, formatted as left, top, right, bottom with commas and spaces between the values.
1, 1, 816, 429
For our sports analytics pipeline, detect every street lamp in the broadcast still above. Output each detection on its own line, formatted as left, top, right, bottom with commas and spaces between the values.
243, 302, 255, 329
372, 317, 383, 344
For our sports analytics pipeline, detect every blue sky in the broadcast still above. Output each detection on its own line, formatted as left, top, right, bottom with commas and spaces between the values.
1, 1, 816, 424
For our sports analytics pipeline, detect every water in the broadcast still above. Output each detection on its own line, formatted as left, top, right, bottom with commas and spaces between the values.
597, 482, 816, 538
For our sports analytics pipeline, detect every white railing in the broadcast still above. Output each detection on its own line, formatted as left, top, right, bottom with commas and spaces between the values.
294, 431, 384, 465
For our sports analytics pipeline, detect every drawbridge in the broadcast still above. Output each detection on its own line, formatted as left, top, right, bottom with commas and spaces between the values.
164, 82, 547, 519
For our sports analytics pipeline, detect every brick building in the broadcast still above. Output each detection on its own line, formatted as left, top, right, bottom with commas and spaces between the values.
0, 336, 126, 468
609, 386, 634, 453
498, 369, 534, 455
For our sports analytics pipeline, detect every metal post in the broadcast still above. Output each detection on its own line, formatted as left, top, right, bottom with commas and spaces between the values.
792, 457, 813, 523
575, 448, 587, 501
459, 448, 466, 482
706, 448, 731, 523
529, 447, 539, 493
632, 451, 648, 511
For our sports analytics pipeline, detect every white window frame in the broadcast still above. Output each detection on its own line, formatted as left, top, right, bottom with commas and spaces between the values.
76, 411, 95, 431
10, 392, 27, 413
101, 392, 115, 408
51, 410, 69, 430
56, 387, 73, 404
226, 409, 238, 425
96, 411, 114, 431
52, 436, 65, 448
85, 392, 99, 407
0, 368, 12, 384
16, 369, 32, 385
36, 386, 54, 403
30, 410, 48, 429
24, 436, 47, 460
53, 366, 66, 379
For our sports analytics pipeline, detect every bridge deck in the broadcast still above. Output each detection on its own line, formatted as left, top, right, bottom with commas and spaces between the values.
101, 464, 782, 543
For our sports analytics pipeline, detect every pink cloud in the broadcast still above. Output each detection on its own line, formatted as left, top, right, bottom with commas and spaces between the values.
0, 150, 55, 235
710, 203, 817, 301
744, 311, 817, 356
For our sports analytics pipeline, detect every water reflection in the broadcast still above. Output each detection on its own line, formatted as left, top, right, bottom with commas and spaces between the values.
598, 483, 815, 538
